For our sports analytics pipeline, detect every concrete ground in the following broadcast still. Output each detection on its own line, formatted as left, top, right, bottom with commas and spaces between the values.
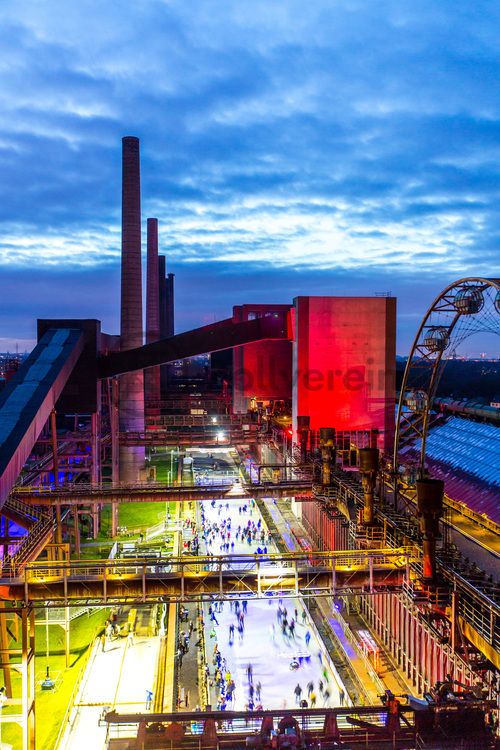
57, 632, 160, 750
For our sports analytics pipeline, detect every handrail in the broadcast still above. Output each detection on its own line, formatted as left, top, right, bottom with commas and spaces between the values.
54, 628, 100, 750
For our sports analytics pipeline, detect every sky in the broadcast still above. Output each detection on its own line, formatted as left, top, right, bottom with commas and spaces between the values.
0, 0, 499, 355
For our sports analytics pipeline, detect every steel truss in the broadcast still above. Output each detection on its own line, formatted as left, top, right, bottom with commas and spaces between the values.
394, 277, 500, 479
0, 547, 417, 608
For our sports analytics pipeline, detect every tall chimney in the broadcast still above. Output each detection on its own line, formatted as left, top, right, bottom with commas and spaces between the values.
166, 272, 175, 337
121, 136, 143, 349
145, 218, 161, 411
119, 136, 145, 481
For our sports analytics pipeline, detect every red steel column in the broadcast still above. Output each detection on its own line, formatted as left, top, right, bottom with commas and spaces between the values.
119, 136, 145, 482
145, 217, 161, 412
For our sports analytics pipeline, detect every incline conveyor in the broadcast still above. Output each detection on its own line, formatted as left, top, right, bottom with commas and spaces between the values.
0, 328, 84, 509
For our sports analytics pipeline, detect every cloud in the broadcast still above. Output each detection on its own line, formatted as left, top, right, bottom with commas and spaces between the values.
0, 0, 499, 350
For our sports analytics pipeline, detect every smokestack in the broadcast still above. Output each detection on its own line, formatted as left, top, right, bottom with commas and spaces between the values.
121, 136, 143, 349
145, 218, 161, 410
167, 272, 175, 336
119, 136, 145, 481
158, 255, 168, 395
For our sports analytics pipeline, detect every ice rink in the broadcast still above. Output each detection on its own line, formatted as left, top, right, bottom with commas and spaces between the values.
199, 496, 345, 711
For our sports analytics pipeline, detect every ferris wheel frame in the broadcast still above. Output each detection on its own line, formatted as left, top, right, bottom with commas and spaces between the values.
393, 276, 500, 480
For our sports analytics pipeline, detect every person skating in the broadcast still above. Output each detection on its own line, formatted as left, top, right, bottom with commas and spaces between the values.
294, 683, 302, 704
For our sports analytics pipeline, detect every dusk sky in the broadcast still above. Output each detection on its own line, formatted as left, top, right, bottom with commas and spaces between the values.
0, 1, 499, 354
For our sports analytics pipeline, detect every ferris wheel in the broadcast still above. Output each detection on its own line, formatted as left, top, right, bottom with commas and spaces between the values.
394, 277, 500, 481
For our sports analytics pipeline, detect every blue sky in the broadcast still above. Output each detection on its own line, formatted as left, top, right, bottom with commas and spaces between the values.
0, 0, 499, 354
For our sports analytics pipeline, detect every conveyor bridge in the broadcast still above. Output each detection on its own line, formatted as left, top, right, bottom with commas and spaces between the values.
0, 547, 417, 607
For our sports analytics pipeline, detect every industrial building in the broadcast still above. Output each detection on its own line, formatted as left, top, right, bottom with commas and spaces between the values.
0, 137, 498, 750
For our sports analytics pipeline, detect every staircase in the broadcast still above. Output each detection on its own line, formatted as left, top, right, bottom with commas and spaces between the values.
2, 502, 57, 576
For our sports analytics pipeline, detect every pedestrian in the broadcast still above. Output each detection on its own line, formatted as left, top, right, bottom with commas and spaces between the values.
323, 688, 330, 706
310, 691, 317, 708
305, 630, 311, 647
127, 629, 134, 647
246, 663, 253, 683
145, 689, 153, 710
307, 680, 314, 696
100, 633, 106, 652
256, 681, 262, 701
301, 610, 307, 625
339, 689, 345, 706
294, 683, 302, 704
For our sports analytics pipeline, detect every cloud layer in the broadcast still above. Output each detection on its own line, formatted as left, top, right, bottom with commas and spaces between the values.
0, 0, 499, 352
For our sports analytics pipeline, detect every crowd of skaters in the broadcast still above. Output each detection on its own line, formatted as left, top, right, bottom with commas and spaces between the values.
198, 495, 347, 712
191, 500, 274, 555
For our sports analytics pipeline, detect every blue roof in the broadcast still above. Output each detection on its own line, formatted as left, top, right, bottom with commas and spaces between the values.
422, 417, 500, 487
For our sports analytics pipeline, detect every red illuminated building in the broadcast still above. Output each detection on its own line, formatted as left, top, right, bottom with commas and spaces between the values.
292, 296, 396, 452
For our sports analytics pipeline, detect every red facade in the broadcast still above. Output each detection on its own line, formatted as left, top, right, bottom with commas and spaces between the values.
232, 304, 293, 413
292, 296, 396, 452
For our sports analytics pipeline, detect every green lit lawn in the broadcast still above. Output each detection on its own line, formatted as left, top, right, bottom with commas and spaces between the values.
84, 452, 180, 550
118, 501, 168, 530
150, 450, 178, 484
2, 608, 109, 750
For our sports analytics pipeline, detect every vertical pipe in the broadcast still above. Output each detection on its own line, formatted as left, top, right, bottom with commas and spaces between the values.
112, 503, 118, 539
91, 412, 99, 485
50, 410, 58, 486
65, 607, 70, 668
119, 136, 145, 482
73, 508, 80, 558
111, 379, 119, 484
21, 607, 35, 750
145, 218, 161, 411
0, 604, 12, 697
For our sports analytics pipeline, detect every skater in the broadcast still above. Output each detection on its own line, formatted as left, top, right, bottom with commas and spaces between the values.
339, 689, 345, 706
145, 689, 153, 710
307, 680, 314, 697
246, 663, 253, 683
256, 681, 262, 701
294, 683, 302, 704
305, 630, 311, 647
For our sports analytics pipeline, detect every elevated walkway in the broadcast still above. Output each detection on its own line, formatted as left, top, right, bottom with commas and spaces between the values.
0, 547, 417, 606
11, 479, 312, 505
